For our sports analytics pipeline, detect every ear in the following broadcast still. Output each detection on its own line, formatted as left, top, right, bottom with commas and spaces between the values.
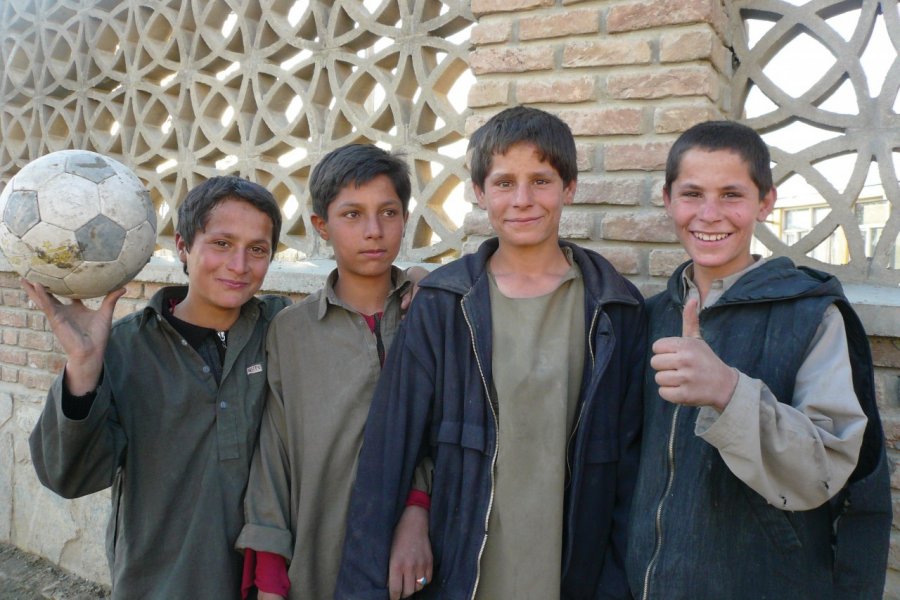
311, 214, 329, 241
174, 233, 188, 264
473, 183, 486, 210
563, 180, 576, 206
757, 187, 777, 222
662, 186, 673, 215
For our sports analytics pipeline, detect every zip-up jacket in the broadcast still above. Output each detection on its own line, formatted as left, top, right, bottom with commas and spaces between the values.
336, 238, 646, 600
627, 257, 890, 600
30, 287, 289, 599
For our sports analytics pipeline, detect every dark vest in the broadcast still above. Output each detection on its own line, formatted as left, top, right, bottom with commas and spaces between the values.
628, 258, 890, 600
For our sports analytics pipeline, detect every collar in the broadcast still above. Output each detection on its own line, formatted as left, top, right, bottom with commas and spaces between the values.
315, 266, 410, 320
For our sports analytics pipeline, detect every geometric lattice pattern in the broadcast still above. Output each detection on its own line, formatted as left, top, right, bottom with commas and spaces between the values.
732, 0, 900, 285
0, 1, 474, 263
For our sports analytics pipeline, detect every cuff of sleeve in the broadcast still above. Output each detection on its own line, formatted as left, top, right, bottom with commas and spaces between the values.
696, 371, 759, 447
256, 551, 291, 596
405, 489, 431, 510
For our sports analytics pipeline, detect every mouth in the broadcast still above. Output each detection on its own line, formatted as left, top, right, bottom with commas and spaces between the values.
361, 249, 387, 257
692, 231, 731, 242
219, 279, 249, 289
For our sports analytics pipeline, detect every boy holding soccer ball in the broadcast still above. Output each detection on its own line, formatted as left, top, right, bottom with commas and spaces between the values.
27, 176, 288, 598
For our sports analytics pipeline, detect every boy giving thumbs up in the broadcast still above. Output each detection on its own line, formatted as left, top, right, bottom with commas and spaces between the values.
626, 121, 890, 600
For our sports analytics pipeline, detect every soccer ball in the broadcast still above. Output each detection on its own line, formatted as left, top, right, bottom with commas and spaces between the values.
0, 150, 157, 299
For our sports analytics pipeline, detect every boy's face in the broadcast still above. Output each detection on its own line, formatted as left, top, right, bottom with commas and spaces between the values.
474, 142, 575, 252
175, 197, 273, 316
664, 148, 776, 284
311, 174, 407, 284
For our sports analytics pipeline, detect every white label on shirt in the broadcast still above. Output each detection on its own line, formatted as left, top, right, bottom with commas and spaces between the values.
246, 364, 263, 375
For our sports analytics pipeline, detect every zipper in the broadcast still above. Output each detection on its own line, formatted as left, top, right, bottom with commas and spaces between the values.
462, 297, 499, 600
565, 305, 600, 480
640, 404, 681, 600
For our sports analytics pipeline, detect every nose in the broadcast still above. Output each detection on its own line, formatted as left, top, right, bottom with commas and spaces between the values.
227, 248, 249, 273
511, 182, 533, 207
697, 196, 722, 222
364, 214, 383, 239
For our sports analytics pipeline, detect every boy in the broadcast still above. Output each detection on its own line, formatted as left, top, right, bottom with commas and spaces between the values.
336, 107, 646, 599
626, 121, 891, 599
237, 144, 431, 600
28, 176, 289, 598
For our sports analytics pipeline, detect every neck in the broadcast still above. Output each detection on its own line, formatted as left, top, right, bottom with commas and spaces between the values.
172, 296, 241, 331
489, 242, 571, 298
334, 270, 393, 315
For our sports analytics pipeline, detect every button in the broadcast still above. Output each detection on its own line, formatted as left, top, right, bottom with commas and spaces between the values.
202, 365, 210, 373
181, 339, 188, 346
220, 401, 227, 409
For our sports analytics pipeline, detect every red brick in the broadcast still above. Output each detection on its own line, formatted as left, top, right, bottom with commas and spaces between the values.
20, 369, 56, 391
2, 330, 17, 345
0, 346, 27, 366
870, 337, 900, 369
601, 211, 677, 243
574, 177, 645, 206
575, 143, 594, 171
122, 281, 144, 298
1, 366, 17, 383
649, 248, 689, 277
519, 9, 600, 40
463, 210, 492, 237
607, 0, 721, 33
608, 66, 718, 100
468, 80, 510, 108
470, 46, 555, 75
471, 20, 513, 45
2, 289, 27, 308
604, 142, 671, 171
660, 28, 729, 74
472, 0, 553, 16
517, 76, 595, 104
19, 330, 54, 352
655, 105, 723, 134
559, 211, 593, 239
562, 38, 652, 68
581, 244, 640, 274
0, 309, 26, 328
560, 107, 643, 136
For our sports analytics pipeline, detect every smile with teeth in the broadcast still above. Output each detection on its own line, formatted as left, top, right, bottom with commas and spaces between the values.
693, 232, 730, 241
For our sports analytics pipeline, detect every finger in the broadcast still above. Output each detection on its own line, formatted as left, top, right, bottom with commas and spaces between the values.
20, 278, 60, 312
99, 287, 127, 316
388, 568, 402, 600
682, 297, 701, 339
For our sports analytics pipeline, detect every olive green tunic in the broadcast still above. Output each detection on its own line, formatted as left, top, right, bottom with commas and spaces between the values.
477, 258, 585, 600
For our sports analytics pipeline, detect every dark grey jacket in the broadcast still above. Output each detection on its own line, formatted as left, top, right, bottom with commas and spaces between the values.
30, 286, 288, 599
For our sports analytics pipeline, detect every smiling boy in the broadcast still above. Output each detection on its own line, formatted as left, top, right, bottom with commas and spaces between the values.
337, 107, 646, 599
28, 177, 289, 598
627, 121, 891, 599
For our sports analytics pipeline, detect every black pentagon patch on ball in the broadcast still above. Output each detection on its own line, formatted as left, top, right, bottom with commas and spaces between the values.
76, 214, 126, 261
65, 154, 115, 184
3, 190, 40, 237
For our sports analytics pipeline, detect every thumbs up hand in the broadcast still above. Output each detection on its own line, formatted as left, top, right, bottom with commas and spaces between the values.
650, 298, 739, 411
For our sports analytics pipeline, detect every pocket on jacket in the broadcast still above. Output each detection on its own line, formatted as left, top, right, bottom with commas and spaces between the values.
740, 484, 802, 552
436, 420, 489, 454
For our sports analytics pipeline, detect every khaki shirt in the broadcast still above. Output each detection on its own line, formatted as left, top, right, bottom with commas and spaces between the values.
238, 268, 410, 600
684, 258, 867, 510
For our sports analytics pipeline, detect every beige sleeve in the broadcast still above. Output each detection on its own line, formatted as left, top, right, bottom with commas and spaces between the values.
695, 304, 867, 511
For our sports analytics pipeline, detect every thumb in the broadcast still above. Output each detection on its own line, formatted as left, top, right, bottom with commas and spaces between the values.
682, 297, 702, 339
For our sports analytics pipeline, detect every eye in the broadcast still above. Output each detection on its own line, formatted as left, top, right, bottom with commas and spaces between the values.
213, 240, 230, 248
249, 245, 270, 258
383, 208, 398, 217
344, 210, 360, 219
535, 178, 550, 185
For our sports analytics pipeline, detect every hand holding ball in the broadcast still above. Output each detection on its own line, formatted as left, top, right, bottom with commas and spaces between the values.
0, 150, 157, 298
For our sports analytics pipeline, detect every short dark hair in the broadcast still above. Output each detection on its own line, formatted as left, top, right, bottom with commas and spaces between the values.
665, 121, 773, 199
309, 144, 411, 219
177, 176, 282, 273
468, 106, 578, 190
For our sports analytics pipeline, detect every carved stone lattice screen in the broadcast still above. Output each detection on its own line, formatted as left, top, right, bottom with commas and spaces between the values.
732, 0, 900, 285
0, 0, 474, 264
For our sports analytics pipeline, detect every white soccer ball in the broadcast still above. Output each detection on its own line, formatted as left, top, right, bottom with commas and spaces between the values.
0, 150, 157, 299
